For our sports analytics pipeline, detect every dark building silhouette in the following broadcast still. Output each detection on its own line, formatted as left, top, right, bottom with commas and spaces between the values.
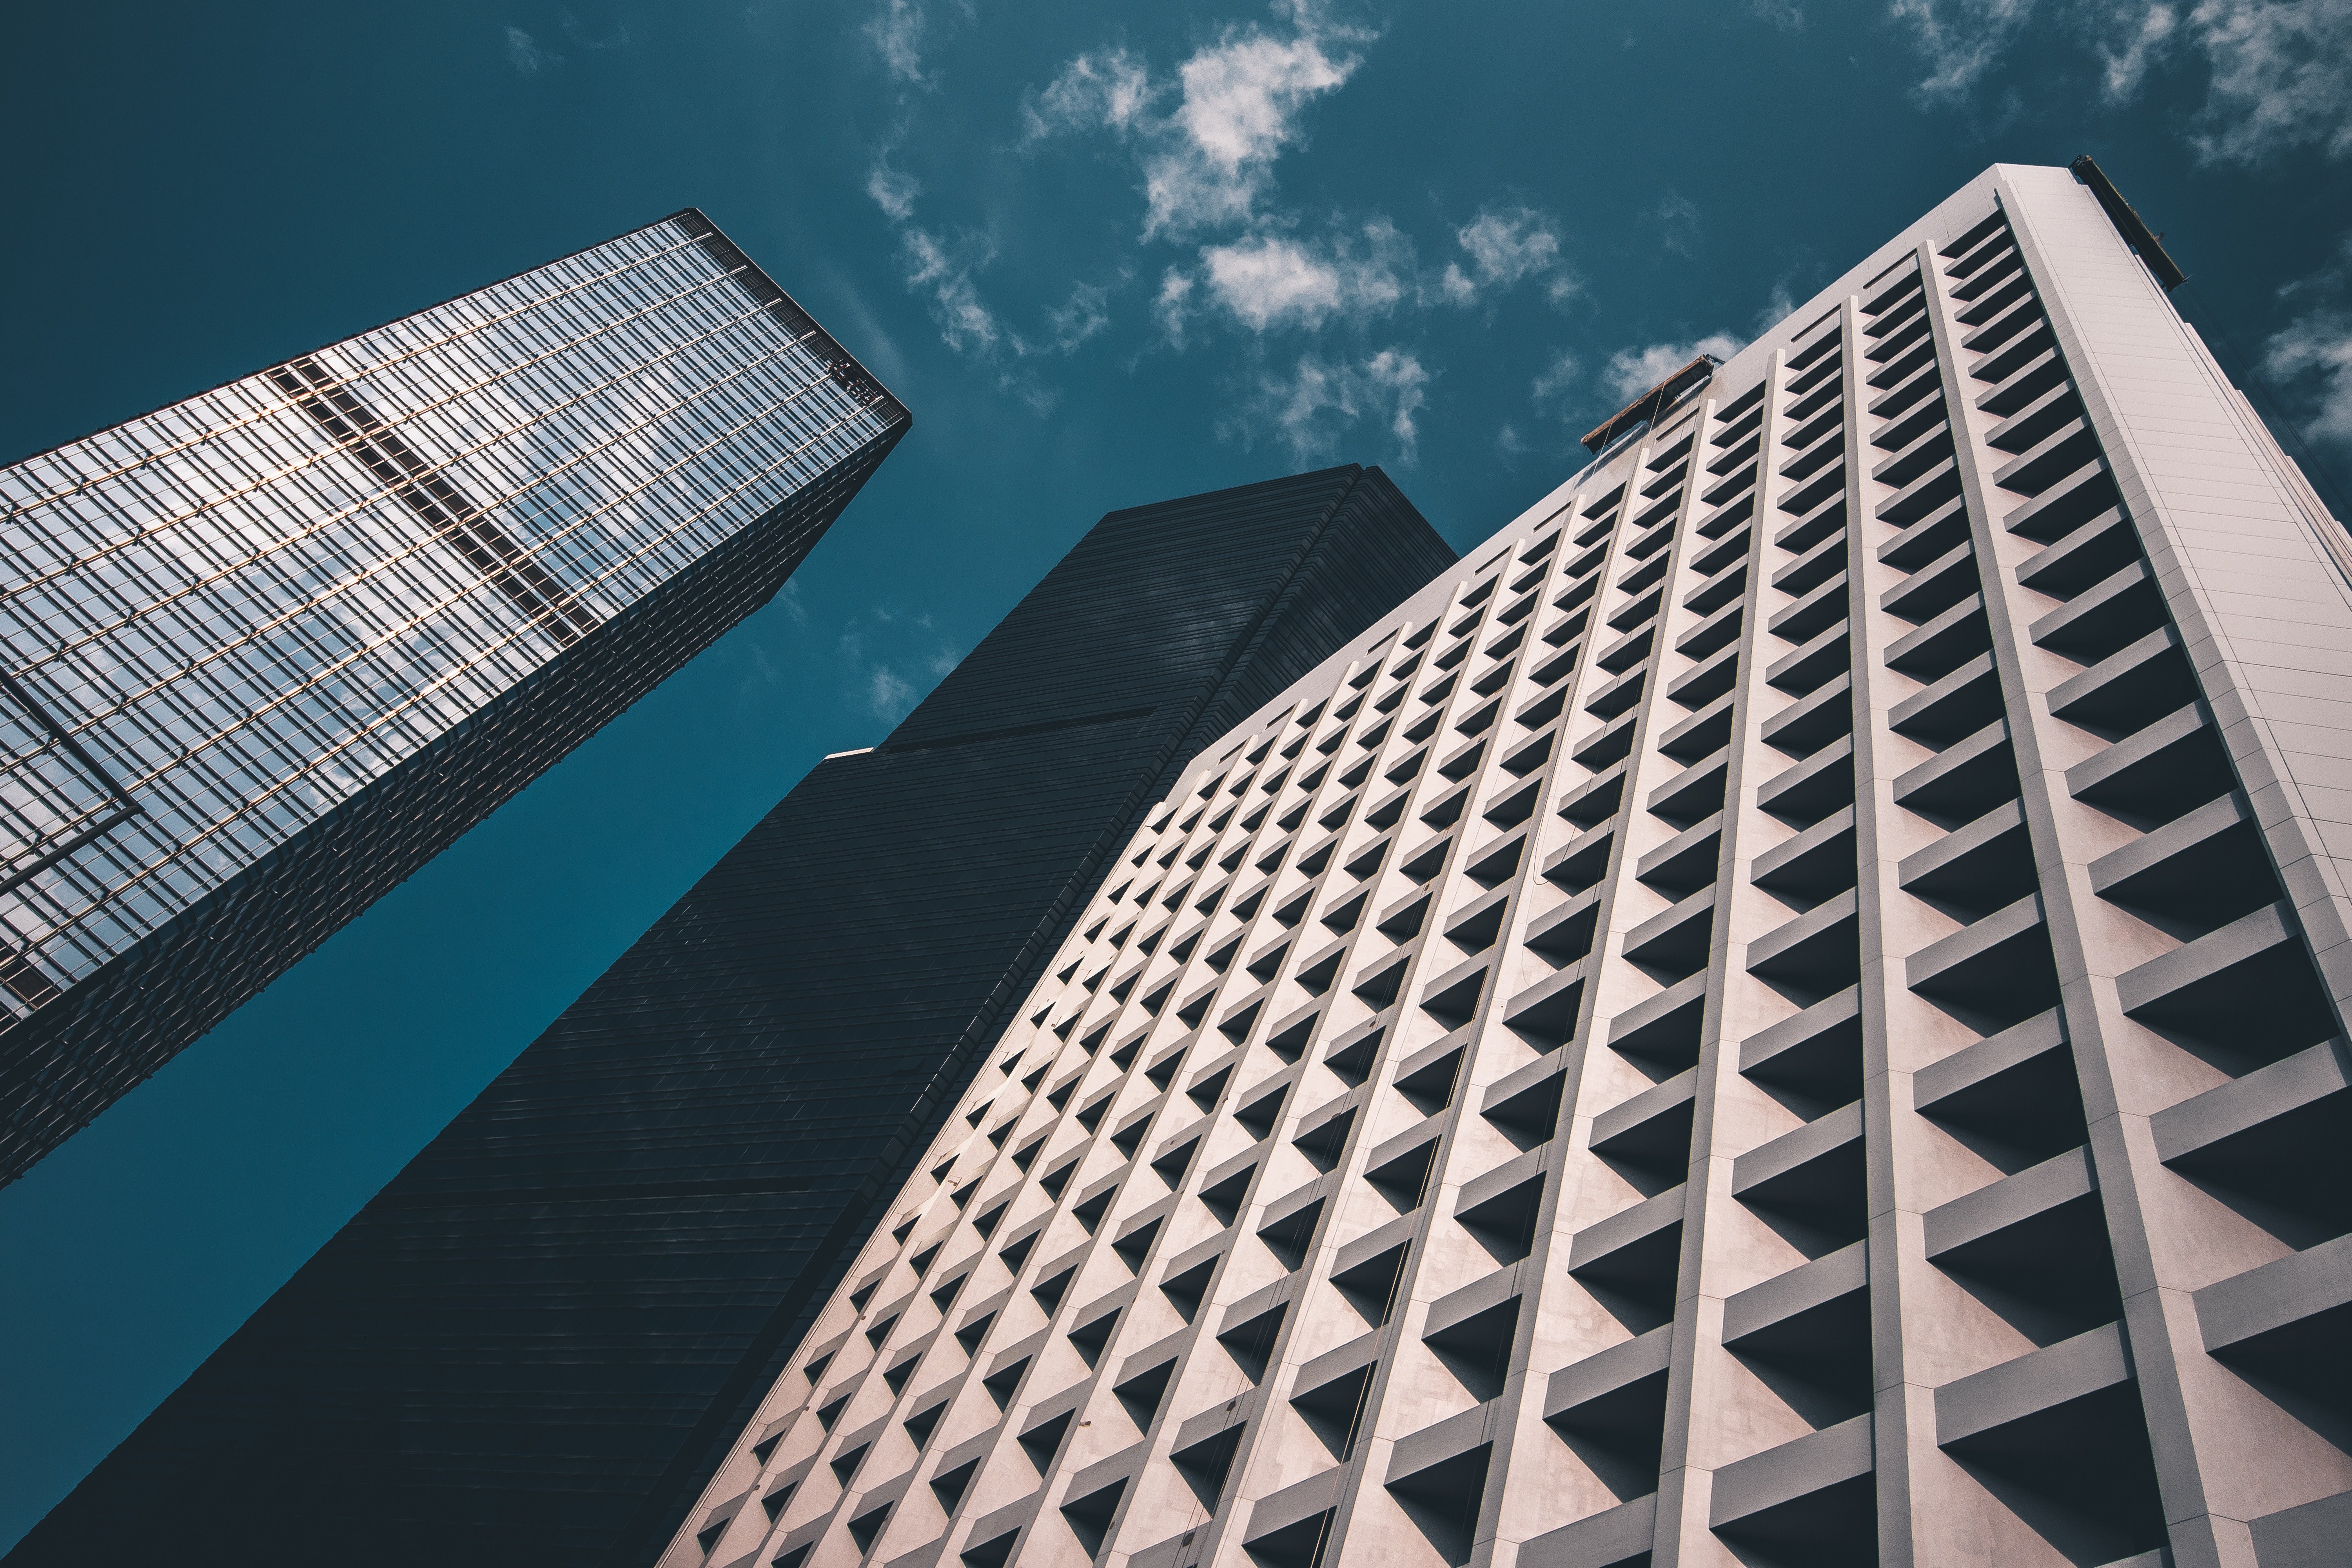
5, 467, 1454, 1568
0, 210, 908, 1186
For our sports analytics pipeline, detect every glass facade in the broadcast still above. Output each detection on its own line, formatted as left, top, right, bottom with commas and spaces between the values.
0, 210, 908, 1181
0, 468, 1455, 1568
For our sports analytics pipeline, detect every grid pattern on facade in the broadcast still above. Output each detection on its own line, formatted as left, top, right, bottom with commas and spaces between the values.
0, 470, 1454, 1568
0, 211, 909, 1185
668, 168, 2352, 1568
0, 210, 900, 1019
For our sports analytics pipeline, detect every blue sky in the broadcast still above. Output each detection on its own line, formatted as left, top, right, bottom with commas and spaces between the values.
4, 0, 2350, 1548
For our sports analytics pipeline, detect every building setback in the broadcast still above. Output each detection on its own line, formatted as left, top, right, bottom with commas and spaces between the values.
3, 468, 1456, 1568
663, 165, 2352, 1568
0, 210, 907, 1184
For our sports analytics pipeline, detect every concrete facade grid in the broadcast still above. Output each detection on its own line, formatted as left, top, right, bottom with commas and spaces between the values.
669, 168, 2352, 1568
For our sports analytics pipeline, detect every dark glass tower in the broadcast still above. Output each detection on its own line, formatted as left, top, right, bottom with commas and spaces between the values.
0, 211, 908, 1185
5, 467, 1455, 1568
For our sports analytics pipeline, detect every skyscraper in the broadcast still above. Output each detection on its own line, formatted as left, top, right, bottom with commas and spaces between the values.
0, 210, 907, 1184
662, 165, 2352, 1568
4, 468, 1456, 1568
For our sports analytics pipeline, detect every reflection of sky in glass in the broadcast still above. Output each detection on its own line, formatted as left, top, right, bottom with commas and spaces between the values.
0, 216, 900, 1016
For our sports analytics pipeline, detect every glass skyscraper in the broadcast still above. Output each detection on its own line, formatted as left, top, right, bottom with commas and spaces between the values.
1, 467, 1455, 1568
0, 209, 909, 1184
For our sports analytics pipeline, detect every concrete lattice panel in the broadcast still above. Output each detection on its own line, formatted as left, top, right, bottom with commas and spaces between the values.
669, 166, 2352, 1568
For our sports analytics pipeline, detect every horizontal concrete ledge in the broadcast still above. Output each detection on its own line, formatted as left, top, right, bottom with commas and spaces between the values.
2045, 625, 2180, 721
1590, 1069, 1697, 1151
1426, 1260, 1532, 1339
1332, 1212, 1418, 1278
2027, 556, 2151, 651
2061, 700, 2201, 801
961, 1491, 1042, 1557
1891, 718, 2010, 808
1914, 1008, 2067, 1112
1569, 1184, 1687, 1270
2195, 1230, 2352, 1355
1455, 1147, 1547, 1217
1888, 650, 1995, 734
2152, 1038, 2351, 1165
1724, 1240, 1868, 1345
1482, 1054, 1570, 1120
1905, 892, 2045, 993
1545, 1325, 1673, 1420
1611, 969, 1708, 1051
1924, 1145, 2097, 1259
1172, 1393, 1258, 1458
1061, 1439, 1145, 1511
1709, 1413, 1875, 1528
2086, 791, 2250, 899
1243, 1464, 1344, 1543
1897, 797, 2024, 890
1517, 1492, 1659, 1568
1741, 986, 1861, 1076
1751, 805, 1855, 887
2249, 1487, 2352, 1568
1387, 1402, 1495, 1484
2114, 900, 2297, 1018
1756, 735, 1851, 811
1746, 887, 1858, 975
1732, 1101, 1863, 1196
1935, 1321, 2131, 1447
1295, 1328, 1382, 1395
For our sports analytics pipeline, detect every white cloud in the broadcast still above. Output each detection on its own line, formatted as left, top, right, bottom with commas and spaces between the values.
1749, 0, 1807, 28
1234, 346, 1431, 462
866, 0, 929, 84
864, 665, 917, 719
1025, 48, 1154, 140
2267, 310, 2352, 449
1532, 350, 1581, 404
900, 228, 1000, 354
1026, 4, 1371, 240
1445, 206, 1571, 307
505, 26, 550, 74
1191, 221, 1411, 332
1886, 0, 2038, 99
1600, 333, 1746, 403
1886, 0, 2351, 162
866, 149, 921, 221
2190, 0, 2352, 163
1020, 281, 1115, 355
1654, 193, 1702, 259
1155, 270, 1198, 347
2096, 1, 2178, 97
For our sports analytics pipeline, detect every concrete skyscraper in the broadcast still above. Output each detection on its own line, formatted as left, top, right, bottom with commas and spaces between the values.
663, 165, 2352, 1568
5, 470, 1455, 1568
0, 209, 908, 1184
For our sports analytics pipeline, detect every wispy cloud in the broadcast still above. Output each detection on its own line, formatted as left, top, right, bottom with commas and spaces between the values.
2190, 0, 2352, 163
1532, 350, 1581, 405
1887, 0, 2352, 163
840, 610, 962, 722
865, 0, 931, 85
1600, 332, 1746, 403
1887, 0, 2038, 99
1444, 206, 1575, 306
1232, 346, 1430, 462
1748, 0, 1807, 29
866, 145, 922, 221
2267, 240, 2352, 452
504, 26, 551, 74
899, 228, 1001, 354
1025, 2, 1374, 240
1185, 221, 1412, 333
1653, 193, 1702, 259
